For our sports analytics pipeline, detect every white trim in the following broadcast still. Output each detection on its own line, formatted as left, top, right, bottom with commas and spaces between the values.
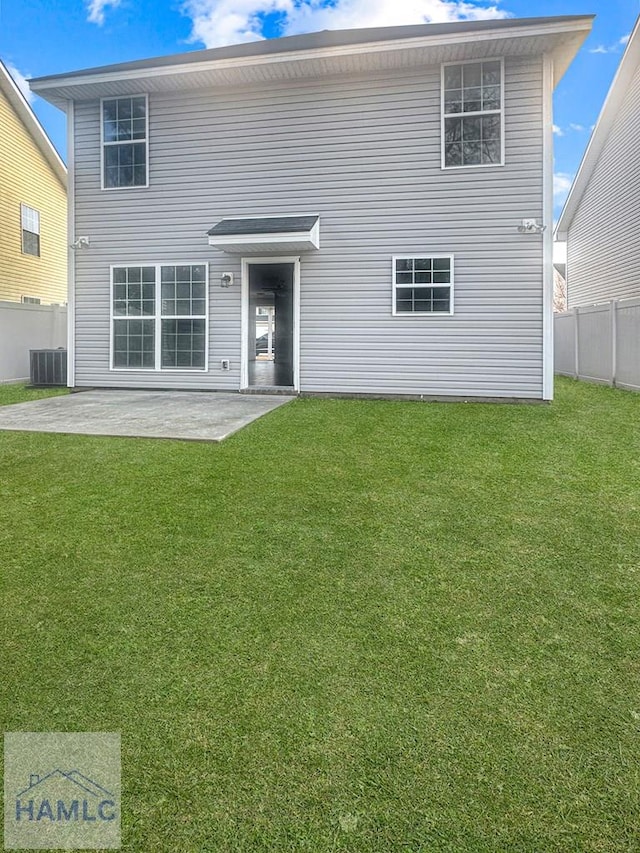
391, 255, 455, 316
441, 57, 505, 170
556, 16, 640, 240
66, 100, 76, 388
109, 262, 209, 371
20, 203, 41, 256
210, 231, 317, 248
542, 53, 554, 401
31, 19, 593, 93
241, 256, 300, 391
100, 94, 149, 191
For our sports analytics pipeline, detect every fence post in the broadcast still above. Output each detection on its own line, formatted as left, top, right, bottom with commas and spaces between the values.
573, 307, 580, 379
610, 299, 617, 387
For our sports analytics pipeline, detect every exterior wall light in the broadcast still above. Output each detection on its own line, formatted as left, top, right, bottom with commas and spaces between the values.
517, 219, 546, 234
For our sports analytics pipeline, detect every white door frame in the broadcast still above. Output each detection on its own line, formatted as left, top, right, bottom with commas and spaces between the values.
240, 256, 300, 391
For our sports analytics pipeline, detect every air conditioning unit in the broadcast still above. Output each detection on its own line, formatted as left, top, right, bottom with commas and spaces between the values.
29, 349, 67, 386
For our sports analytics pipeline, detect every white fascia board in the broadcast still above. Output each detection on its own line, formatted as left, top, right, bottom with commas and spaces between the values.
32, 19, 592, 96
0, 62, 67, 187
209, 226, 319, 252
556, 15, 640, 240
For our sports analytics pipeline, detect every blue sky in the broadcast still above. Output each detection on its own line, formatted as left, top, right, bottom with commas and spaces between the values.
1, 0, 638, 218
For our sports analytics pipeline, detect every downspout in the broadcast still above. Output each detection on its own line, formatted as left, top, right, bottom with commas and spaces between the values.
66, 99, 76, 388
542, 54, 554, 400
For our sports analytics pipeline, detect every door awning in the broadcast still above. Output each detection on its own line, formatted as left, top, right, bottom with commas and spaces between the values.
207, 215, 319, 254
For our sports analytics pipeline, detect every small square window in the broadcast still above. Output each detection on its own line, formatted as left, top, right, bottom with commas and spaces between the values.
393, 256, 453, 315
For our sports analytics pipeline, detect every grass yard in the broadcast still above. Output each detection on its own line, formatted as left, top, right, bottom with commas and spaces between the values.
0, 382, 68, 407
1, 377, 639, 852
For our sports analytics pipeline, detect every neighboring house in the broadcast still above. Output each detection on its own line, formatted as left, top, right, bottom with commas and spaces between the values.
556, 16, 640, 308
0, 61, 67, 305
31, 16, 591, 399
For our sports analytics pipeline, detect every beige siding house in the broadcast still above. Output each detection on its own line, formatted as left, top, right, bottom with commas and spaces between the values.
556, 16, 640, 308
0, 61, 67, 305
32, 17, 591, 399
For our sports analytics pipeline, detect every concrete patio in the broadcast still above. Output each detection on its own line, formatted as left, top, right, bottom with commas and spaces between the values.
0, 390, 294, 441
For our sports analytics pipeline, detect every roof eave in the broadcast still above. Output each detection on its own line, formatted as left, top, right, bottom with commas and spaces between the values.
0, 62, 67, 187
31, 17, 594, 111
556, 14, 640, 241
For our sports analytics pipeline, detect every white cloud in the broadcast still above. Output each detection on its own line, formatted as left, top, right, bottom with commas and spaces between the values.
554, 123, 586, 135
553, 172, 573, 204
87, 0, 122, 25
5, 62, 34, 104
590, 33, 631, 55
185, 0, 291, 46
184, 0, 510, 50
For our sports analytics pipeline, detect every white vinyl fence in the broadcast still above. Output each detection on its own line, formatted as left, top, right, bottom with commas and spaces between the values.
0, 301, 67, 383
554, 297, 640, 392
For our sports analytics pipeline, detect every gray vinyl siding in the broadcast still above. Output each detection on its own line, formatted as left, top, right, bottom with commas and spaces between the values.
567, 60, 640, 309
73, 56, 544, 397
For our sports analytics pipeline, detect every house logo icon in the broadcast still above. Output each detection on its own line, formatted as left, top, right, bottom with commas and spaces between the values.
4, 731, 121, 850
15, 769, 117, 823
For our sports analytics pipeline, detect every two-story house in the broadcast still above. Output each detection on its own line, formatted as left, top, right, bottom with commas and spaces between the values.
556, 15, 640, 309
0, 61, 67, 305
31, 16, 591, 400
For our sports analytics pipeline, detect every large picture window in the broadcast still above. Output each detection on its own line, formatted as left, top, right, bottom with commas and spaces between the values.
442, 60, 503, 168
102, 96, 148, 189
392, 256, 454, 315
111, 264, 207, 370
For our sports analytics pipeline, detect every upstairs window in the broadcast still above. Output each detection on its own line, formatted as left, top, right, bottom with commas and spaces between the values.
442, 60, 503, 168
21, 204, 40, 256
102, 96, 148, 189
393, 256, 454, 315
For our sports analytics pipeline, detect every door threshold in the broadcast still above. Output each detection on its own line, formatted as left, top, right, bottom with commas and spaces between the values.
241, 386, 296, 396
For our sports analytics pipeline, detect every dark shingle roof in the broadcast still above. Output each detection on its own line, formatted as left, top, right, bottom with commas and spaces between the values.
208, 216, 318, 236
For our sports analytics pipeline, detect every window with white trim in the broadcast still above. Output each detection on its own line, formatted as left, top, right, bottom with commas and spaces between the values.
21, 204, 40, 256
393, 257, 453, 315
442, 60, 503, 168
102, 96, 148, 189
112, 264, 207, 370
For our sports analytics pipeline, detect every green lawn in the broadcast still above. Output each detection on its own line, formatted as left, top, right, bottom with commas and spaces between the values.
0, 382, 68, 407
2, 378, 639, 852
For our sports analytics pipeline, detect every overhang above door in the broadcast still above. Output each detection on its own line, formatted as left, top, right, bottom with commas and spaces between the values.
207, 215, 319, 254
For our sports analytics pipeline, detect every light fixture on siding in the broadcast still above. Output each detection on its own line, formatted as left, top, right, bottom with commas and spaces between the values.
220, 272, 234, 287
517, 219, 546, 234
70, 236, 90, 249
